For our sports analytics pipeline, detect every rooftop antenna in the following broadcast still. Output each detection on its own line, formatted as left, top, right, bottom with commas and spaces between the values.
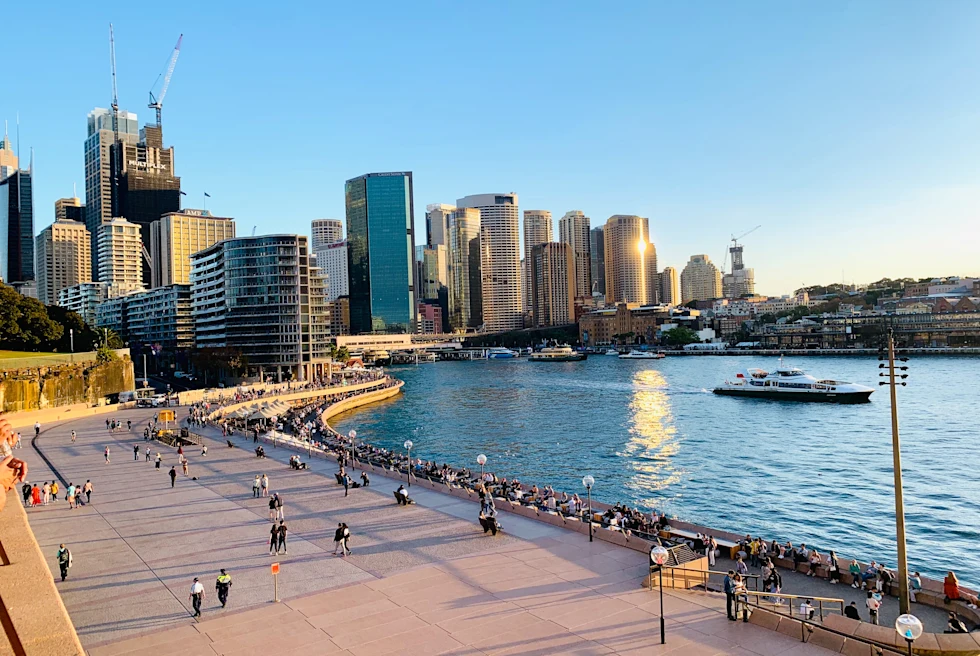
148, 34, 183, 131
16, 112, 20, 162
109, 24, 119, 146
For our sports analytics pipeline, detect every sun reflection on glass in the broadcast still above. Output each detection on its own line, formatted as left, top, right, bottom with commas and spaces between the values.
621, 368, 682, 512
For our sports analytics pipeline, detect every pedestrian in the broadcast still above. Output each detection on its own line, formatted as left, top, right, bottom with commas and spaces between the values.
341, 523, 351, 556
261, 474, 269, 497
34, 421, 41, 438
275, 494, 284, 520
50, 480, 59, 502
155, 453, 162, 469
360, 471, 370, 487
866, 590, 881, 625
169, 466, 177, 488
343, 473, 350, 497
144, 427, 149, 440
252, 475, 261, 498
844, 601, 860, 620
201, 444, 208, 457
909, 571, 921, 603
724, 570, 736, 621
70, 430, 76, 443
106, 419, 111, 431
31, 483, 41, 507
134, 444, 140, 461
277, 520, 288, 554
269, 523, 279, 555
145, 445, 151, 461
127, 420, 132, 431
215, 569, 232, 608
268, 495, 277, 522
189, 577, 205, 618
42, 482, 50, 505
182, 459, 189, 476
333, 523, 344, 555
104, 446, 111, 464
735, 555, 748, 576
56, 544, 72, 581
707, 535, 717, 567
83, 480, 93, 503
21, 482, 31, 505
66, 483, 76, 509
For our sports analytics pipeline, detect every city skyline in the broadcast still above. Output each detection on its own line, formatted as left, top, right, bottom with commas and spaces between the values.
2, 2, 979, 295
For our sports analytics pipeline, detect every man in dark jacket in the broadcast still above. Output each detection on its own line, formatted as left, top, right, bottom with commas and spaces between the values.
724, 570, 736, 621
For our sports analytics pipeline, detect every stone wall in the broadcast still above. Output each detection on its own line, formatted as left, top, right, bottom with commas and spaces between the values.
0, 357, 135, 413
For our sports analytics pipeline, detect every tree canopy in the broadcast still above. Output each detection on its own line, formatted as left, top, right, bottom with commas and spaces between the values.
661, 326, 700, 346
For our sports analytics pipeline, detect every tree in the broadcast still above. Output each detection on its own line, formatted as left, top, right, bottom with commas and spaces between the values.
0, 286, 63, 350
662, 326, 700, 347
45, 305, 97, 352
98, 328, 124, 349
336, 346, 350, 363
96, 344, 119, 363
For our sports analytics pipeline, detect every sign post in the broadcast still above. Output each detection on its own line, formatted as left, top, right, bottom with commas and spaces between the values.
271, 562, 280, 602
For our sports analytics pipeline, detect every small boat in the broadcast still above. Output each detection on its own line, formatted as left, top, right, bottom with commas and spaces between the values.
618, 350, 664, 360
487, 347, 519, 359
528, 345, 587, 362
713, 362, 873, 403
604, 348, 620, 356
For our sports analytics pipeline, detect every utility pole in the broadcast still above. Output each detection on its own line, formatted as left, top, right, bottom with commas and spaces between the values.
880, 330, 911, 614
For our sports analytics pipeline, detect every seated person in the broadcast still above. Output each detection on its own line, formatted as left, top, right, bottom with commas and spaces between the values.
255, 446, 266, 458
946, 612, 969, 634
843, 602, 860, 621
360, 471, 370, 487
396, 484, 411, 505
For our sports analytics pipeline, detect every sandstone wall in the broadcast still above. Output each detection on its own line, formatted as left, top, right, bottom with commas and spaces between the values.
0, 357, 135, 413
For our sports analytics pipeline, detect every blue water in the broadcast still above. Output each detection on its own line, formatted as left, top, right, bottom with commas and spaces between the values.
331, 356, 980, 586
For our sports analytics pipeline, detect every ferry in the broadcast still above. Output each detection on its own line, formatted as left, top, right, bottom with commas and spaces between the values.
618, 350, 665, 360
528, 345, 587, 362
713, 363, 873, 403
604, 348, 620, 356
487, 347, 519, 359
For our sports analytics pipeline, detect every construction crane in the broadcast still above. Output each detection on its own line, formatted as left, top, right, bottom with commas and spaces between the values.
722, 224, 761, 274
251, 225, 257, 236
148, 34, 183, 129
109, 24, 120, 146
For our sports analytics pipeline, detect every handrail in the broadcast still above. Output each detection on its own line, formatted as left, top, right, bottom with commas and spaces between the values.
661, 566, 760, 593
753, 605, 906, 656
740, 589, 845, 624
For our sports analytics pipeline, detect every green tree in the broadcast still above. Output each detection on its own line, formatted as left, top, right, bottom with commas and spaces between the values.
98, 328, 124, 349
96, 344, 119, 363
45, 305, 97, 352
336, 346, 350, 363
0, 286, 63, 350
662, 326, 700, 347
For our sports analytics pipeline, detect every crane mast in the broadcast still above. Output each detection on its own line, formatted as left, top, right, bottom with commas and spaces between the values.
149, 35, 183, 129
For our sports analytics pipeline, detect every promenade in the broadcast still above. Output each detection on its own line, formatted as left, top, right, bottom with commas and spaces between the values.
18, 405, 839, 655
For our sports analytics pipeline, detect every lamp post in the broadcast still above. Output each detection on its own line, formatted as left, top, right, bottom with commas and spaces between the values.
582, 475, 595, 542
347, 429, 356, 467
651, 545, 668, 645
895, 614, 922, 656
477, 454, 487, 480
404, 440, 413, 486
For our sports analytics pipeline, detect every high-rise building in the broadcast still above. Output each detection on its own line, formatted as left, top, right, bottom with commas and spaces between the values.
315, 239, 349, 301
425, 203, 454, 248
420, 245, 448, 300
84, 107, 139, 279
311, 218, 344, 250
55, 197, 85, 222
603, 215, 658, 305
522, 210, 552, 313
346, 172, 417, 334
590, 226, 605, 298
190, 235, 330, 381
447, 207, 482, 332
98, 218, 144, 298
680, 254, 723, 303
531, 242, 575, 327
0, 126, 17, 179
416, 302, 443, 335
659, 266, 680, 307
149, 209, 236, 288
559, 211, 591, 300
456, 194, 520, 333
722, 243, 756, 298
58, 282, 106, 326
97, 284, 194, 351
35, 218, 92, 305
0, 166, 34, 284
114, 124, 181, 284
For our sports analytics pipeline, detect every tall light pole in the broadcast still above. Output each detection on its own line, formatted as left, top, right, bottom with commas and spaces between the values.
879, 329, 911, 614
404, 440, 413, 487
347, 429, 356, 467
582, 475, 595, 542
651, 546, 668, 644
477, 454, 487, 480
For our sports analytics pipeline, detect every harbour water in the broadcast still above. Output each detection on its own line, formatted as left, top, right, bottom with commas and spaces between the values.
330, 355, 980, 586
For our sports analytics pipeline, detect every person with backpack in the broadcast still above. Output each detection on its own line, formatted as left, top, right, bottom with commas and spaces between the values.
56, 544, 72, 581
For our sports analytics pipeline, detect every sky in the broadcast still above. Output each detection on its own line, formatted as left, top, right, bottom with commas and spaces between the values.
2, 1, 979, 296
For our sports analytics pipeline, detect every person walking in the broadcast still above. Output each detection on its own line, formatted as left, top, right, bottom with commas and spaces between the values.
260, 474, 269, 497
343, 472, 350, 497
215, 569, 232, 608
34, 421, 41, 438
275, 494, 284, 520
56, 544, 72, 581
50, 480, 58, 502
83, 480, 93, 503
42, 482, 50, 505
145, 445, 151, 462
182, 459, 189, 477
268, 496, 277, 522
21, 482, 31, 505
70, 430, 76, 443
127, 420, 132, 431
201, 444, 208, 457
134, 444, 140, 461
724, 570, 737, 621
30, 483, 41, 507
866, 590, 881, 625
155, 453, 162, 469
277, 520, 288, 554
707, 535, 717, 568
189, 578, 205, 618
106, 419, 111, 431
269, 523, 280, 555
252, 475, 261, 498
169, 466, 177, 488
333, 523, 345, 555
104, 446, 111, 464
67, 483, 77, 509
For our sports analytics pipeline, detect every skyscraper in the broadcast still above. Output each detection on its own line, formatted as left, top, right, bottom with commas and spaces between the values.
149, 210, 236, 287
590, 226, 605, 299
447, 207, 482, 332
457, 194, 521, 333
659, 266, 680, 307
531, 242, 575, 327
55, 197, 85, 222
603, 215, 658, 305
311, 218, 344, 250
1, 163, 34, 284
559, 210, 591, 300
114, 124, 181, 284
315, 239, 349, 301
722, 242, 756, 298
680, 254, 723, 303
522, 210, 552, 313
35, 218, 91, 305
346, 172, 417, 334
0, 127, 18, 179
84, 107, 139, 279
425, 203, 454, 248
98, 218, 144, 298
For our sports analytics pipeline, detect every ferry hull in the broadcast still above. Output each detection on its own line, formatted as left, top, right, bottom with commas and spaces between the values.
528, 354, 587, 362
712, 388, 872, 404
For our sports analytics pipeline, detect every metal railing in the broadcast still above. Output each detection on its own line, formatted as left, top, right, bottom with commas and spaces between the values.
740, 589, 844, 623
660, 566, 761, 592
748, 602, 908, 656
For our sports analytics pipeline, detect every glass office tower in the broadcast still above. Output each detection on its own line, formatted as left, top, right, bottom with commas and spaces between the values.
345, 172, 416, 334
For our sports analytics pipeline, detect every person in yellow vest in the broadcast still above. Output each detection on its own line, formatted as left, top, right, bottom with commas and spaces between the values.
215, 569, 232, 608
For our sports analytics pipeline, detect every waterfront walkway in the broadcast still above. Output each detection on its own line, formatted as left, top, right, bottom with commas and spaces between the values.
19, 406, 839, 655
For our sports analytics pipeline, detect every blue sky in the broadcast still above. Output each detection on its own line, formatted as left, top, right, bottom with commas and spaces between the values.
3, 1, 978, 295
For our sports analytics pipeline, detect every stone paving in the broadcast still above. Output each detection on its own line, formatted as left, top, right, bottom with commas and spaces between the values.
21, 406, 836, 655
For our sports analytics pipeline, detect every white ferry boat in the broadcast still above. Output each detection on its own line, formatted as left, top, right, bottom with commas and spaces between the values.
618, 350, 665, 360
487, 347, 519, 359
604, 348, 620, 356
528, 345, 587, 362
713, 363, 873, 403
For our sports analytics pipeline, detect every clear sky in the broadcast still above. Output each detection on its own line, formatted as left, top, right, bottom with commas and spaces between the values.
3, 1, 978, 295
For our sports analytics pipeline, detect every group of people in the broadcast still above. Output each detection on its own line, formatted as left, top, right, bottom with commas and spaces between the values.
23, 480, 92, 509
188, 569, 234, 618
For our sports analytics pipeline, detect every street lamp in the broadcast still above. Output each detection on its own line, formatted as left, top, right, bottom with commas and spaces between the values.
651, 545, 669, 645
477, 454, 487, 479
895, 614, 922, 656
347, 429, 357, 467
404, 440, 413, 487
582, 475, 595, 542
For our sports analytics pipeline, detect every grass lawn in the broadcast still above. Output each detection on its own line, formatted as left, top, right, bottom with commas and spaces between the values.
0, 350, 62, 359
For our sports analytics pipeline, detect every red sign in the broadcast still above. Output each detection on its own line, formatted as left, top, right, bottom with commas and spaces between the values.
271, 563, 280, 575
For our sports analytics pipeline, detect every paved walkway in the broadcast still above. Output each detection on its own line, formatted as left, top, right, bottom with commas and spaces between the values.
21, 407, 835, 655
